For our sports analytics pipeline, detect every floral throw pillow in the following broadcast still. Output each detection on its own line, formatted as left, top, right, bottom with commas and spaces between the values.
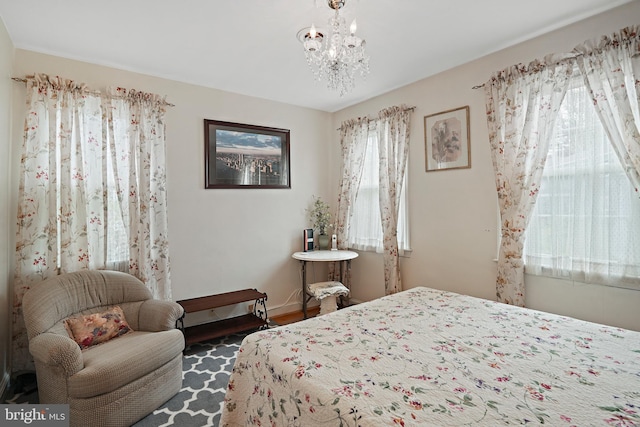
64, 306, 133, 349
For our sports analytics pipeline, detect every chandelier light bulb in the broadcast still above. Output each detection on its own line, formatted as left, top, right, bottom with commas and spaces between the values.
310, 24, 317, 39
350, 19, 357, 35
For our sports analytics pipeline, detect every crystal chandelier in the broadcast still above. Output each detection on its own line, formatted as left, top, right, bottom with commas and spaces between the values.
298, 0, 370, 96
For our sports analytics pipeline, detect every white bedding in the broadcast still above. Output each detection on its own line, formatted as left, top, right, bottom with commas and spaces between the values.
220, 286, 640, 426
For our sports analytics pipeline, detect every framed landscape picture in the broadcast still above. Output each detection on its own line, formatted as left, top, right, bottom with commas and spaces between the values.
204, 119, 291, 189
424, 106, 471, 172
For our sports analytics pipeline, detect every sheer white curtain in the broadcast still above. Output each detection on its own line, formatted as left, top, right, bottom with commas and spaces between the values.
573, 26, 640, 193
348, 129, 382, 251
485, 58, 574, 306
335, 117, 371, 250
331, 117, 370, 283
525, 78, 640, 287
376, 106, 412, 294
12, 75, 103, 370
104, 87, 172, 299
524, 26, 640, 288
12, 74, 172, 372
340, 106, 412, 295
349, 130, 409, 254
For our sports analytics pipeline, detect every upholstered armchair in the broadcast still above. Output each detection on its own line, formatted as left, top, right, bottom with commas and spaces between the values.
22, 270, 185, 427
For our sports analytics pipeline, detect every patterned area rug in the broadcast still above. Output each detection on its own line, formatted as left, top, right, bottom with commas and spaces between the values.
4, 333, 247, 427
134, 333, 245, 427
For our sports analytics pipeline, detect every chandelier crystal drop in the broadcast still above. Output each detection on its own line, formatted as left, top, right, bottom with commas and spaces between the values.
299, 0, 370, 96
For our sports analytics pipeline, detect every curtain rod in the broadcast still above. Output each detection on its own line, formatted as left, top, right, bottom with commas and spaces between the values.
11, 76, 176, 107
336, 105, 416, 131
471, 50, 589, 89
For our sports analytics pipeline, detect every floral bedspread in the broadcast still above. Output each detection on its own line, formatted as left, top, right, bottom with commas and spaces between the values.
220, 287, 640, 426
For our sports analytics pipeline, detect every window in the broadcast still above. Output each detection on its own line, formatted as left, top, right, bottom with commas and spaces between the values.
348, 131, 410, 254
524, 76, 640, 288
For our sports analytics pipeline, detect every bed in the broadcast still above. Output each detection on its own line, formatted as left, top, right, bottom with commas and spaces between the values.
219, 286, 640, 426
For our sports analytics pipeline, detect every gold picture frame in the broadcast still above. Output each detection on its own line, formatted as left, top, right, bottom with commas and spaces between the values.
424, 106, 470, 172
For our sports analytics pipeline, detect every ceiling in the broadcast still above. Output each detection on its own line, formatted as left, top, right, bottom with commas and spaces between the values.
0, 0, 633, 112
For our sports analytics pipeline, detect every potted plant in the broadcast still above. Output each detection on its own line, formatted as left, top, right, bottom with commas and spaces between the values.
307, 196, 332, 250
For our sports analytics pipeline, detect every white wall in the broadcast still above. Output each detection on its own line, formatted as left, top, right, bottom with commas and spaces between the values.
331, 1, 640, 331
10, 50, 332, 322
0, 16, 14, 393
5, 2, 640, 342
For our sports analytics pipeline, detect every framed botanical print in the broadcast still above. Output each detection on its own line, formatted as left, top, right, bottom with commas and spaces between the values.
424, 106, 470, 172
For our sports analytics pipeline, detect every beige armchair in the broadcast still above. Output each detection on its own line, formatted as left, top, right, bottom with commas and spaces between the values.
22, 270, 185, 427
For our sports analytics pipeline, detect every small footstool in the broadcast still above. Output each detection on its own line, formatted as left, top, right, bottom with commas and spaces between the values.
308, 281, 350, 315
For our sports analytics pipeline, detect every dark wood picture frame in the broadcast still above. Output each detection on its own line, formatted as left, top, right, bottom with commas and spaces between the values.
204, 119, 291, 189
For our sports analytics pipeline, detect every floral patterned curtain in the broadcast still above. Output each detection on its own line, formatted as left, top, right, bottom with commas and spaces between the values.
573, 26, 640, 194
12, 74, 171, 372
484, 59, 574, 306
12, 74, 98, 370
334, 117, 371, 250
376, 105, 412, 295
104, 88, 172, 300
329, 117, 370, 283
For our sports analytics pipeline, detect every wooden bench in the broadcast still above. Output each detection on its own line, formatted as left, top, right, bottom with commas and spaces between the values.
177, 289, 268, 346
